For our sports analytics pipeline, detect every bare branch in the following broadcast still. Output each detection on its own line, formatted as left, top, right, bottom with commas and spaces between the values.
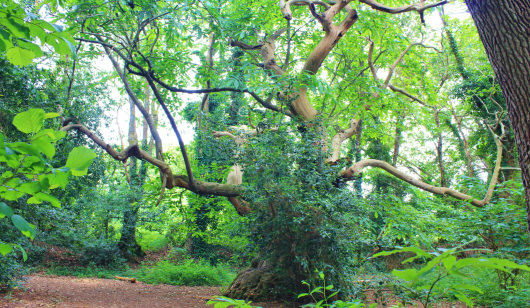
384, 43, 422, 87
61, 124, 242, 198
98, 40, 164, 161
149, 75, 291, 116
280, 0, 331, 21
230, 40, 262, 50
360, 0, 449, 23
326, 118, 360, 163
341, 126, 504, 207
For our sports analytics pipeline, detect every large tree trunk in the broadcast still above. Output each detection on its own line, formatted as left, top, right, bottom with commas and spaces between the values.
465, 0, 530, 232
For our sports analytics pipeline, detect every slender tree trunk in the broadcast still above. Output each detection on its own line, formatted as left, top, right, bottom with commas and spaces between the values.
118, 97, 145, 259
392, 116, 402, 167
465, 0, 530, 232
434, 111, 447, 187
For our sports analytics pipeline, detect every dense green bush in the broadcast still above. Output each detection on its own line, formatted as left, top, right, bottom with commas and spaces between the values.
136, 230, 169, 252
80, 239, 124, 266
135, 260, 235, 286
0, 254, 27, 291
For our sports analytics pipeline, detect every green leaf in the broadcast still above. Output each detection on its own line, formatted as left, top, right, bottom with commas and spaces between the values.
2, 17, 30, 39
32, 135, 55, 158
1, 190, 25, 200
33, 129, 66, 142
6, 46, 35, 66
44, 170, 69, 189
8, 142, 42, 158
46, 34, 73, 55
453, 291, 474, 307
65, 146, 97, 176
11, 214, 35, 239
442, 255, 457, 271
12, 108, 46, 133
0, 28, 14, 50
373, 246, 432, 260
16, 39, 43, 57
0, 243, 13, 256
0, 202, 14, 218
392, 268, 418, 282
45, 112, 60, 119
453, 284, 483, 294
28, 192, 61, 208
18, 182, 42, 194
13, 243, 28, 261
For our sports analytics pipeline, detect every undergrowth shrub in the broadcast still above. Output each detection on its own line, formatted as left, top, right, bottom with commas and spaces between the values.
80, 239, 124, 266
0, 254, 26, 292
135, 260, 235, 286
44, 264, 130, 279
136, 230, 169, 252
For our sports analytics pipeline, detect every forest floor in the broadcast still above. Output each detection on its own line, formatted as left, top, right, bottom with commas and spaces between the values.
0, 274, 287, 308
0, 274, 466, 308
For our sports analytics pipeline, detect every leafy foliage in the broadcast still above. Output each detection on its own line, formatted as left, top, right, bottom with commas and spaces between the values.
134, 259, 235, 286
373, 246, 530, 307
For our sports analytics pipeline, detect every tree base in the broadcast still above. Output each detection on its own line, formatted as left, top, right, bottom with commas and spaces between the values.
224, 260, 284, 300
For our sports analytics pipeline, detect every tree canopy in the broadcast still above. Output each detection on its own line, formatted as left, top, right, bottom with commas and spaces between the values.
1, 0, 529, 303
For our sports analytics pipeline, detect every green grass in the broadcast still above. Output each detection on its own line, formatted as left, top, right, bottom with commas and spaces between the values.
42, 265, 133, 279
135, 260, 236, 286
41, 258, 236, 287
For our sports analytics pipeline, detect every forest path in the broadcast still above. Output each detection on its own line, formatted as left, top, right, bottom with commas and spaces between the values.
0, 274, 230, 308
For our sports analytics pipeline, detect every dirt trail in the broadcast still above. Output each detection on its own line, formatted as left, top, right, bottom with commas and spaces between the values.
0, 274, 238, 308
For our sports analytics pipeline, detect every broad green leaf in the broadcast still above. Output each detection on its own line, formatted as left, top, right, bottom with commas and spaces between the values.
46, 34, 73, 55
65, 146, 97, 176
32, 135, 55, 158
0, 243, 13, 256
453, 291, 473, 307
373, 246, 432, 260
392, 268, 418, 282
2, 17, 30, 39
418, 254, 444, 276
28, 192, 61, 208
486, 258, 530, 272
1, 171, 13, 179
6, 46, 35, 66
45, 112, 61, 119
11, 214, 35, 239
1, 190, 25, 200
453, 284, 483, 294
442, 255, 457, 271
33, 129, 66, 142
0, 28, 14, 50
43, 170, 69, 189
8, 142, 42, 158
16, 39, 43, 57
0, 202, 14, 218
12, 108, 46, 133
12, 243, 28, 261
18, 182, 42, 194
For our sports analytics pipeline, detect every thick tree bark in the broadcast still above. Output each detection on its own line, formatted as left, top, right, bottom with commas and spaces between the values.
465, 0, 530, 232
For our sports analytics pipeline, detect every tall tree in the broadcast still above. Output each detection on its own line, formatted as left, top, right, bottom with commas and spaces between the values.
58, 0, 521, 298
465, 0, 530, 232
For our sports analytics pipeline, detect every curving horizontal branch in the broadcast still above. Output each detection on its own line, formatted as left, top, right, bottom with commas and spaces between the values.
360, 0, 449, 22
61, 124, 242, 196
149, 75, 291, 116
340, 127, 503, 207
280, 0, 332, 21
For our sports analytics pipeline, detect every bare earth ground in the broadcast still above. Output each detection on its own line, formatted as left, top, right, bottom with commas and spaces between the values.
0, 275, 288, 308
0, 275, 465, 308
